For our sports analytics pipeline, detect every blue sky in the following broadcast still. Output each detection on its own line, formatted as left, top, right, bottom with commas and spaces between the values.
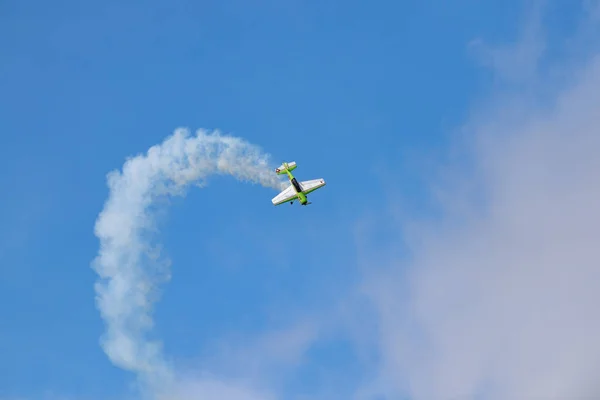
2, 0, 600, 399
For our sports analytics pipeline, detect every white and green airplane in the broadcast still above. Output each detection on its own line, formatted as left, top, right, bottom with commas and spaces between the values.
271, 161, 326, 206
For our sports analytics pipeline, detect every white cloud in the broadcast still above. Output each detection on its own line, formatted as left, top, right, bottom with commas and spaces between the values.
357, 4, 600, 400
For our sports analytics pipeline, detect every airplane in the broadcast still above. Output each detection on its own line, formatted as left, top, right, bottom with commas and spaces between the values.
271, 161, 326, 206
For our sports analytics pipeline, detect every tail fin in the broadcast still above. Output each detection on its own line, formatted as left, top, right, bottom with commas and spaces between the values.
275, 161, 297, 175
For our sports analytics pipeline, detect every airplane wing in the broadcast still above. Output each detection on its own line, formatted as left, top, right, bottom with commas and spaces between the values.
300, 179, 326, 194
271, 184, 298, 205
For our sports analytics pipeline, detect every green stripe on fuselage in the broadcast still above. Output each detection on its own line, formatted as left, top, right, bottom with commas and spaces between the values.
285, 169, 308, 205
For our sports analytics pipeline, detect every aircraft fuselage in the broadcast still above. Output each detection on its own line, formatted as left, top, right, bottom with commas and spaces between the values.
286, 172, 308, 205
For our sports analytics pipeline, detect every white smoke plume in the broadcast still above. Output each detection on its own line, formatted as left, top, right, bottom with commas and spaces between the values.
90, 128, 285, 397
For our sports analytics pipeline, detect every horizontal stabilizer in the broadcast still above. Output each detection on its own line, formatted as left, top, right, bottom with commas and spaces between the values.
275, 161, 297, 175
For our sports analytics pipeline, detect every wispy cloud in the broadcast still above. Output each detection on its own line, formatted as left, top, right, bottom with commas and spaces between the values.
468, 0, 546, 86
159, 319, 320, 400
357, 3, 600, 400
156, 375, 276, 400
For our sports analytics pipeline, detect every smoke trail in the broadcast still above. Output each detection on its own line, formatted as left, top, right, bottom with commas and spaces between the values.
90, 128, 286, 397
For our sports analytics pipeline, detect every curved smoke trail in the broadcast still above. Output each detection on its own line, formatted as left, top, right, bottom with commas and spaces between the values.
90, 128, 285, 397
